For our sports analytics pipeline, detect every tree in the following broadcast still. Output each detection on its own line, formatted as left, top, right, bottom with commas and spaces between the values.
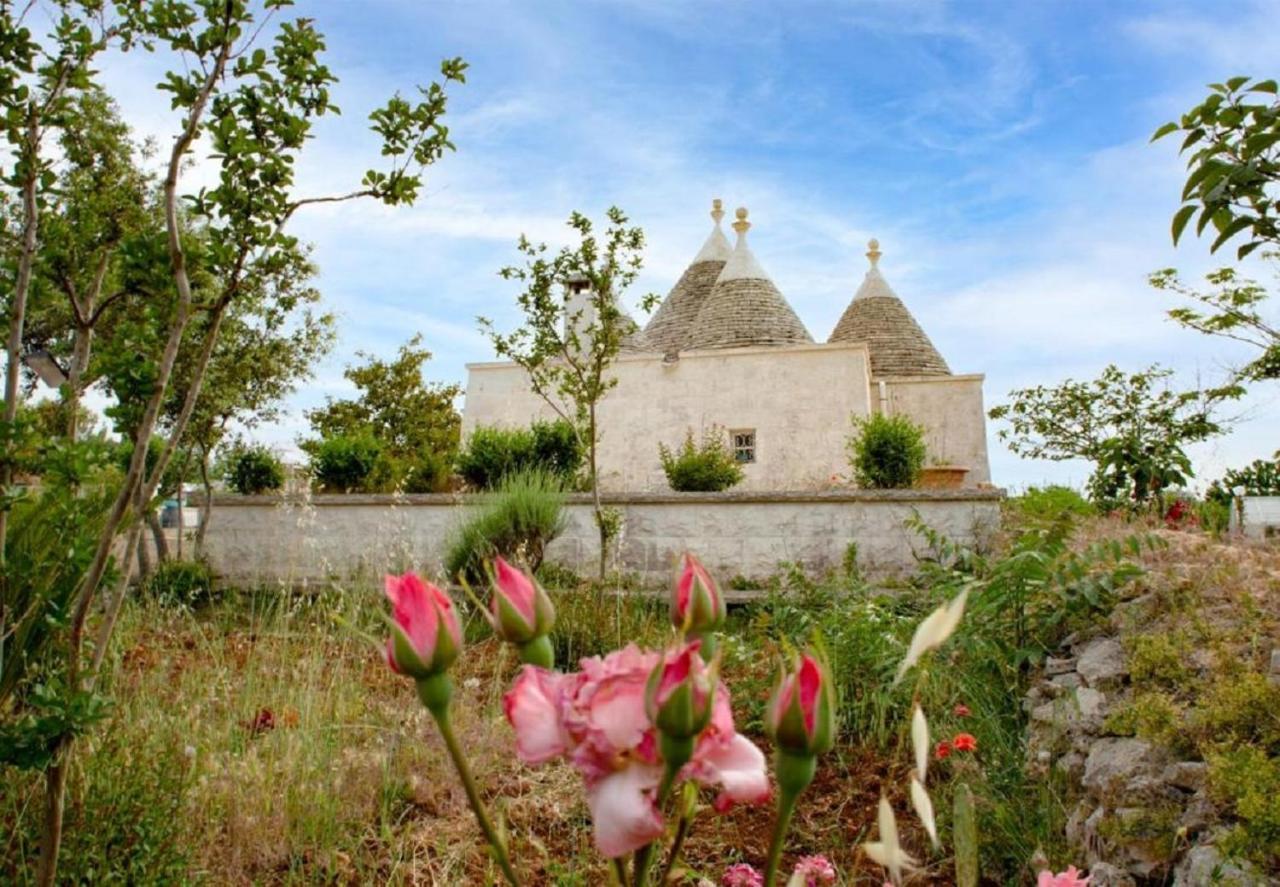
1151, 76, 1279, 385
19, 4, 466, 882
306, 334, 460, 459
167, 243, 335, 550
988, 365, 1225, 506
480, 207, 655, 579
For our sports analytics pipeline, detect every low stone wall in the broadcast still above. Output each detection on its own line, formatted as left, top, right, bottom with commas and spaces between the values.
200, 489, 1004, 587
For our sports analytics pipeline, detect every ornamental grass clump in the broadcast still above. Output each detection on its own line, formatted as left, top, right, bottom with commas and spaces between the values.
847, 412, 927, 489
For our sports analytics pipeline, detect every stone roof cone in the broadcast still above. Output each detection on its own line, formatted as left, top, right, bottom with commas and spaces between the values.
642, 199, 732, 353
828, 239, 950, 376
684, 207, 813, 350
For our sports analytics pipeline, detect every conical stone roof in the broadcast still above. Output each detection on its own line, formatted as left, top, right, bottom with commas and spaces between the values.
684, 207, 813, 350
828, 239, 950, 376
643, 199, 731, 353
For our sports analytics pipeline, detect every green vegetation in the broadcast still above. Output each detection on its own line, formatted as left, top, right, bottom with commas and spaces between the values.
226, 445, 285, 495
143, 560, 217, 609
443, 469, 569, 583
455, 419, 584, 490
309, 431, 383, 493
846, 412, 927, 489
657, 427, 745, 492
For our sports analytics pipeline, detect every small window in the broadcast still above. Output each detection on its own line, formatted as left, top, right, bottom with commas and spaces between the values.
731, 429, 756, 464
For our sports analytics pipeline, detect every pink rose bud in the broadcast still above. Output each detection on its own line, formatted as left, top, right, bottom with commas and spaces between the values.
645, 640, 715, 741
490, 556, 556, 645
384, 572, 462, 679
767, 649, 836, 758
671, 552, 725, 637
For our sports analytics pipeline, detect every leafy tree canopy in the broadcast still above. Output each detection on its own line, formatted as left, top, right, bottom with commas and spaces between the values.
304, 334, 460, 460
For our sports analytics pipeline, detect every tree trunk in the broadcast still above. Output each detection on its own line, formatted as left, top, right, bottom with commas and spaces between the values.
148, 511, 169, 563
195, 448, 213, 556
35, 736, 71, 887
589, 405, 606, 581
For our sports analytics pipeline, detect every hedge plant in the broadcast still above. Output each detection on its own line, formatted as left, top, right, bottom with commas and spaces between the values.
226, 445, 285, 495
847, 412, 927, 489
455, 420, 583, 490
658, 428, 744, 492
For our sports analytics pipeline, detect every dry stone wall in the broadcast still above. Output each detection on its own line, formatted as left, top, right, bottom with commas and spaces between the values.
200, 489, 1002, 588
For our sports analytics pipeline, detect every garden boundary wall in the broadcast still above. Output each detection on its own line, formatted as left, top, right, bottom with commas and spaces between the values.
200, 489, 1004, 587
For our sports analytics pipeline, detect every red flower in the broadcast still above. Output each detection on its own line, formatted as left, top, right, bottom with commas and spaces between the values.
953, 703, 971, 717
953, 732, 977, 752
934, 740, 952, 761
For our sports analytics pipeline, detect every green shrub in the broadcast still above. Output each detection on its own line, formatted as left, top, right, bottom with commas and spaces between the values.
1208, 746, 1280, 867
143, 559, 217, 608
444, 469, 568, 583
1207, 454, 1280, 504
456, 420, 583, 490
311, 431, 382, 492
847, 412, 927, 489
658, 428, 744, 492
1012, 485, 1094, 522
226, 445, 285, 495
402, 450, 454, 493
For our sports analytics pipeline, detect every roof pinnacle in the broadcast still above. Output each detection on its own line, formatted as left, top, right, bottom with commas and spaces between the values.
711, 198, 724, 225
732, 206, 751, 237
866, 238, 882, 268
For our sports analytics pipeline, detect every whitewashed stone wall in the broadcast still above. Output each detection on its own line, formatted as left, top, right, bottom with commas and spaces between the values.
462, 342, 993, 492
201, 489, 1003, 587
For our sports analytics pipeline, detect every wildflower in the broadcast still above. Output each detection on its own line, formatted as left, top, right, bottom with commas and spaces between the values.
504, 643, 768, 858
383, 572, 461, 679
722, 863, 764, 887
671, 552, 725, 639
953, 732, 978, 752
767, 650, 836, 758
789, 854, 836, 885
935, 740, 952, 761
909, 774, 938, 848
953, 703, 971, 717
911, 705, 929, 783
894, 588, 969, 684
1038, 865, 1090, 887
489, 556, 555, 645
862, 796, 918, 886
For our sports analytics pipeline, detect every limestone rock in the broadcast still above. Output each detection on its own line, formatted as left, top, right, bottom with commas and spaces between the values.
1051, 672, 1084, 692
1078, 638, 1128, 689
1083, 738, 1168, 800
1087, 861, 1136, 887
1163, 761, 1208, 793
1046, 655, 1078, 676
1172, 845, 1267, 886
1032, 687, 1107, 732
1178, 792, 1216, 834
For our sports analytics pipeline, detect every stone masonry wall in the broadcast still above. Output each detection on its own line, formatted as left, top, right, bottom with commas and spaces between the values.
200, 489, 1003, 588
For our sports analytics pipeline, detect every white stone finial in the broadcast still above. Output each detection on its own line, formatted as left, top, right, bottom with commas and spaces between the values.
711, 198, 724, 225
866, 238, 882, 268
732, 206, 750, 237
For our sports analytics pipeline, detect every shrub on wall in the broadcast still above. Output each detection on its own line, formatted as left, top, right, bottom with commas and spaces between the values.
226, 445, 285, 495
847, 412, 927, 489
455, 420, 583, 490
444, 469, 568, 583
311, 432, 383, 493
658, 428, 744, 492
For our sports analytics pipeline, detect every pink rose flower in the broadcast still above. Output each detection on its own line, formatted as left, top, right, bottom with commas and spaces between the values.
504, 641, 768, 858
671, 552, 725, 635
768, 650, 836, 756
722, 863, 764, 887
1038, 866, 1090, 887
383, 572, 461, 678
490, 556, 555, 644
791, 854, 836, 885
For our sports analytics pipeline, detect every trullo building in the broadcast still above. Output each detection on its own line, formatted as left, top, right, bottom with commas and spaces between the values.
462, 200, 992, 491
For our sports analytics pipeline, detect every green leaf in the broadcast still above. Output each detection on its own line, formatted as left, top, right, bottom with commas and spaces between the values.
1150, 121, 1179, 142
1247, 79, 1278, 94
1237, 240, 1263, 260
1209, 215, 1251, 252
1171, 204, 1196, 244
1225, 75, 1251, 91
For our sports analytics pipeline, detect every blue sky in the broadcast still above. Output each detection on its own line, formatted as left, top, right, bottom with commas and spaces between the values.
98, 0, 1280, 490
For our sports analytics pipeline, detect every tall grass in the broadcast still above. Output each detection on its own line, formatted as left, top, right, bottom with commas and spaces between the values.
444, 468, 568, 582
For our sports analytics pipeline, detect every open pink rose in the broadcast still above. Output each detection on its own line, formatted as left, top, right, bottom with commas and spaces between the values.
1038, 866, 1090, 887
503, 641, 768, 858
383, 572, 461, 679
